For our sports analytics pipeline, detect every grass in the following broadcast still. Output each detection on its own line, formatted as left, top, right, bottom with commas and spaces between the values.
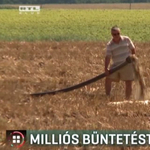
0, 9, 150, 41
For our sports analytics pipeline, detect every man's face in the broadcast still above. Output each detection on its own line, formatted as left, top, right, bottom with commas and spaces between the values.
111, 29, 121, 41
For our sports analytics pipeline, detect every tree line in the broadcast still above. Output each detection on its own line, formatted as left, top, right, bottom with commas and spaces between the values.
0, 0, 150, 4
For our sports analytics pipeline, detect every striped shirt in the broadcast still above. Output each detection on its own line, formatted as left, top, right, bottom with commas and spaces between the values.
106, 35, 135, 68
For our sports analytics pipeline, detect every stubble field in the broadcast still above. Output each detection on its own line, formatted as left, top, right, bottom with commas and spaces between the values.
0, 4, 150, 150
0, 41, 150, 150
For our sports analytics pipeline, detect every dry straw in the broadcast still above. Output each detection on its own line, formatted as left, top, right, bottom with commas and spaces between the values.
132, 55, 146, 100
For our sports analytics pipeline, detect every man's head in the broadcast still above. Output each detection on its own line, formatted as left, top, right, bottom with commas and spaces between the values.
111, 26, 121, 42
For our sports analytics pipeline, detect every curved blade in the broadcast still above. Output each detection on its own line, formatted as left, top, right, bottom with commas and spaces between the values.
30, 61, 129, 97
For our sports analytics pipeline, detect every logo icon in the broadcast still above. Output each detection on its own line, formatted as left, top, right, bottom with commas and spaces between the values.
6, 130, 26, 148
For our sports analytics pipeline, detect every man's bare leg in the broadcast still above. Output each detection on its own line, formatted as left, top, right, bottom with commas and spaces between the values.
125, 80, 132, 100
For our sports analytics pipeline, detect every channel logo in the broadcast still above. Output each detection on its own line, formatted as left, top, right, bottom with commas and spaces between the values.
6, 130, 26, 148
19, 6, 40, 14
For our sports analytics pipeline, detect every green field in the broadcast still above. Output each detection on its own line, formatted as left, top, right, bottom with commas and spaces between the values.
0, 9, 150, 41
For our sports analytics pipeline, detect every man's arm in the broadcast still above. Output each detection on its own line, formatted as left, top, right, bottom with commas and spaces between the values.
131, 48, 136, 55
126, 37, 136, 55
105, 55, 111, 75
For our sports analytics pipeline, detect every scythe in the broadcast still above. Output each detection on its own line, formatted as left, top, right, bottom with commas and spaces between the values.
30, 56, 133, 97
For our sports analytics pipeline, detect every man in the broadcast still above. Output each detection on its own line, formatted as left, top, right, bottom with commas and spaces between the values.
105, 26, 136, 100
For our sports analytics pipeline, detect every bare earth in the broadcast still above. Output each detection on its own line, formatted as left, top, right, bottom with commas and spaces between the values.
1, 3, 150, 9
0, 41, 150, 149
42, 3, 150, 9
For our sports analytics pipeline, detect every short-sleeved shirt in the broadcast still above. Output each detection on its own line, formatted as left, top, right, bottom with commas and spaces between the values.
106, 35, 135, 68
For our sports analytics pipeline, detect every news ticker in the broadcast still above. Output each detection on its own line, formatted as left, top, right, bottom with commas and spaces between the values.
1, 130, 150, 148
